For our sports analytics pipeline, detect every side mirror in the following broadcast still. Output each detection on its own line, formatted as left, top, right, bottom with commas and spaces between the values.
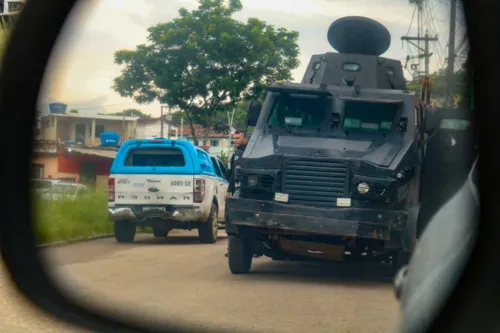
424, 108, 436, 134
246, 100, 262, 127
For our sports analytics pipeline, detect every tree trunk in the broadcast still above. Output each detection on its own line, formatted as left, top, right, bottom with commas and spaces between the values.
188, 117, 198, 146
203, 117, 212, 146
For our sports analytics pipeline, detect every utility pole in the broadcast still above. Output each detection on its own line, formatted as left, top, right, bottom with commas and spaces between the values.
445, 0, 457, 108
401, 31, 438, 77
160, 105, 165, 138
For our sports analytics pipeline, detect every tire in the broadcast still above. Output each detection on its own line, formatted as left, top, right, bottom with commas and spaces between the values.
153, 227, 169, 238
198, 203, 218, 244
228, 235, 253, 274
114, 221, 136, 243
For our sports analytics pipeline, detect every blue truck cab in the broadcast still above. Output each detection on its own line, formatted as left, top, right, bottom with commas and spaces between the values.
107, 138, 229, 243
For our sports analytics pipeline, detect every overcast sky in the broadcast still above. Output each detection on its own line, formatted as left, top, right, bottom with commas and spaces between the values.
38, 0, 465, 117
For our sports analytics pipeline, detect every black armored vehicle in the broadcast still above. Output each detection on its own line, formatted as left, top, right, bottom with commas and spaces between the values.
225, 17, 436, 274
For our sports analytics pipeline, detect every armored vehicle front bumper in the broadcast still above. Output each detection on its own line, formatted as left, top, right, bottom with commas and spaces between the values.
226, 197, 416, 251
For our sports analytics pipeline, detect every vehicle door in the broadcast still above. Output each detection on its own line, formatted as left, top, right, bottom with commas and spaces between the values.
210, 156, 228, 221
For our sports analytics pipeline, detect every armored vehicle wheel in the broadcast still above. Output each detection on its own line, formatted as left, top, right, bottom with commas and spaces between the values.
198, 203, 218, 244
392, 251, 412, 273
153, 227, 169, 238
228, 235, 253, 274
114, 221, 136, 243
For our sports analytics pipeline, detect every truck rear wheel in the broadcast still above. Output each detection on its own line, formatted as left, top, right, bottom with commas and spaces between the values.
153, 227, 169, 238
114, 221, 136, 243
198, 203, 218, 244
228, 235, 253, 274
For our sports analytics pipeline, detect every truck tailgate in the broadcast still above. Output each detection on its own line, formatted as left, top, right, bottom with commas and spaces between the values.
114, 174, 194, 206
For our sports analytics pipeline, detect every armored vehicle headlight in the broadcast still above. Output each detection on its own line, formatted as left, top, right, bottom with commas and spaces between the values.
357, 182, 370, 194
247, 175, 259, 187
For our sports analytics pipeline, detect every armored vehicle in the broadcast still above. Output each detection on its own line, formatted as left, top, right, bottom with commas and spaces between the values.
225, 17, 436, 274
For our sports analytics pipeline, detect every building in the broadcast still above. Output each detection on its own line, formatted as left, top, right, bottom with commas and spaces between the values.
180, 125, 233, 157
36, 112, 138, 146
136, 117, 178, 139
32, 111, 138, 188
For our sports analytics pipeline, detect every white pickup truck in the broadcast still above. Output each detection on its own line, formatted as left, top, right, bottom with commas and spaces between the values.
107, 138, 229, 244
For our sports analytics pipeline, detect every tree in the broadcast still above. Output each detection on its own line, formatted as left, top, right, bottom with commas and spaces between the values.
406, 65, 469, 108
69, 109, 78, 114
112, 0, 300, 144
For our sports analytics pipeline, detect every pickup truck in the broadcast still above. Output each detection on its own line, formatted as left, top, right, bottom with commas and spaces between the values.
107, 138, 229, 244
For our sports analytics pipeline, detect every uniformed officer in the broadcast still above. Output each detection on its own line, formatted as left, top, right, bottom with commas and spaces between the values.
225, 130, 248, 201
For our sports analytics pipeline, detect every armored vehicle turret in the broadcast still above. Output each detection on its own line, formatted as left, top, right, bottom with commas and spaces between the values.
225, 17, 436, 276
302, 16, 406, 90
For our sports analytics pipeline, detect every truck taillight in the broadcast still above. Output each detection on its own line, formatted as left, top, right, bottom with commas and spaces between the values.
193, 178, 205, 203
108, 177, 115, 202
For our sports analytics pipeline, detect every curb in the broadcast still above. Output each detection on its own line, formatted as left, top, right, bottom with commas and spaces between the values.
37, 230, 155, 248
37, 233, 115, 248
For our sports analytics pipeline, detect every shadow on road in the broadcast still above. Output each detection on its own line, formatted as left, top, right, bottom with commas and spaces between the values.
133, 232, 228, 246
237, 259, 395, 286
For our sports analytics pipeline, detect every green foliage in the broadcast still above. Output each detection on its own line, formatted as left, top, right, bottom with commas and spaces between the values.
33, 191, 113, 244
112, 0, 300, 143
69, 109, 79, 113
405, 63, 469, 108
218, 150, 229, 166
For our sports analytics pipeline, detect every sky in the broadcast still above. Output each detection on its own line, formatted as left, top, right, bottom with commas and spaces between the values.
38, 0, 466, 117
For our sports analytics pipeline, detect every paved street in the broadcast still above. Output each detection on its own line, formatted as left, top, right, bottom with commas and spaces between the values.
1, 231, 399, 333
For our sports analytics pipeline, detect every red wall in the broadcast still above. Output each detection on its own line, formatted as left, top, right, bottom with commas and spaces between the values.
58, 148, 113, 176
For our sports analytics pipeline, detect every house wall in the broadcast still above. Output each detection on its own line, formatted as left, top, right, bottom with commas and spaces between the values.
32, 155, 58, 178
136, 121, 178, 139
58, 149, 114, 187
41, 115, 137, 146
185, 137, 231, 157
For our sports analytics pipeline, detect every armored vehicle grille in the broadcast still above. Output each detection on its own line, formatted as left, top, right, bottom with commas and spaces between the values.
283, 158, 349, 207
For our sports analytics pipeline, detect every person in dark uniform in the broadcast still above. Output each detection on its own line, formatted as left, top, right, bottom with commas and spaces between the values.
225, 130, 248, 200
224, 130, 247, 258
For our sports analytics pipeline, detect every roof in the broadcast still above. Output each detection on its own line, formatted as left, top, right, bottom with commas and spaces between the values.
68, 147, 116, 159
48, 113, 139, 121
136, 117, 175, 125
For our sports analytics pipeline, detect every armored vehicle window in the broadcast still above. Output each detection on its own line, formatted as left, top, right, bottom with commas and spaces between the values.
342, 63, 361, 72
341, 100, 399, 134
440, 118, 471, 131
124, 148, 186, 167
268, 94, 328, 128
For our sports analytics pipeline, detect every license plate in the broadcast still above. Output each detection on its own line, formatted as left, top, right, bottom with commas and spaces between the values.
336, 198, 352, 207
143, 207, 166, 212
274, 192, 289, 203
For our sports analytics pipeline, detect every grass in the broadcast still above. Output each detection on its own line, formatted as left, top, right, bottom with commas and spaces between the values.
32, 190, 156, 245
32, 190, 114, 245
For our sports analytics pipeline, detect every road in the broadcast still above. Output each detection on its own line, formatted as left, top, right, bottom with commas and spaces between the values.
1, 231, 399, 333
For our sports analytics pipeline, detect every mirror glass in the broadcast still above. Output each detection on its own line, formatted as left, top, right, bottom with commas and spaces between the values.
11, 1, 475, 332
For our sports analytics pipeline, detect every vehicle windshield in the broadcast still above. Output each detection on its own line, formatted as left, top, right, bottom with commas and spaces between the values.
341, 100, 400, 134
31, 180, 53, 189
268, 94, 328, 129
52, 184, 78, 195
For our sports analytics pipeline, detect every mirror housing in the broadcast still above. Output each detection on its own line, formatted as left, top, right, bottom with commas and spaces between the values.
246, 100, 262, 127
